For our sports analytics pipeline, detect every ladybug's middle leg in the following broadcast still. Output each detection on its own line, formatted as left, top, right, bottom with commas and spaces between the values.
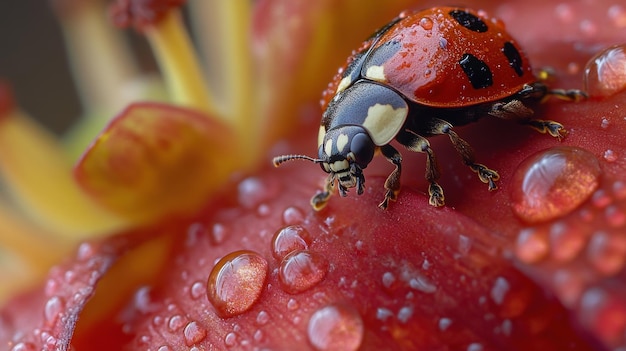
426, 118, 500, 191
394, 131, 445, 207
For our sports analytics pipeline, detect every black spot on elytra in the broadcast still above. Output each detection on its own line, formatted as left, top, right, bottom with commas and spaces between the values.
502, 42, 524, 76
449, 9, 488, 33
459, 53, 493, 89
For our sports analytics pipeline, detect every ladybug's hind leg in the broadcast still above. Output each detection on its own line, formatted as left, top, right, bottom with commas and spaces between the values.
423, 118, 500, 191
394, 131, 445, 207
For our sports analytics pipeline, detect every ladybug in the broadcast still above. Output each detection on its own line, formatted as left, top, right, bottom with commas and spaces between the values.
273, 6, 585, 210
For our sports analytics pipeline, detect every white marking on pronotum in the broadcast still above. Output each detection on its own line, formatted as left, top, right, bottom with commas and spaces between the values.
365, 65, 386, 82
362, 104, 408, 145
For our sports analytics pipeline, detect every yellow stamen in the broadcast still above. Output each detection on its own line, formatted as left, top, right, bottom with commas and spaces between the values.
0, 110, 127, 237
145, 10, 220, 119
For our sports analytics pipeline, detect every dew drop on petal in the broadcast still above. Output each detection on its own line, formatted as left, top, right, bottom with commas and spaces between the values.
76, 242, 96, 261
511, 147, 601, 223
490, 277, 510, 305
282, 206, 306, 225
271, 225, 312, 260
586, 231, 626, 276
183, 321, 207, 346
548, 222, 585, 262
256, 310, 270, 325
211, 223, 229, 245
207, 250, 269, 317
515, 228, 550, 263
224, 332, 238, 347
10, 342, 37, 351
168, 314, 186, 332
44, 296, 64, 325
279, 250, 329, 294
583, 44, 626, 98
438, 317, 452, 331
238, 177, 279, 209
287, 298, 299, 311
467, 342, 484, 351
190, 281, 205, 300
307, 304, 364, 351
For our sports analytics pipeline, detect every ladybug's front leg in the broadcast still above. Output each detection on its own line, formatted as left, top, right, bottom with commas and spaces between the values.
311, 174, 335, 211
379, 144, 403, 210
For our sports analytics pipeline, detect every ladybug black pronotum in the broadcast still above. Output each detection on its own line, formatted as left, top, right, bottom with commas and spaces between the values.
273, 7, 586, 210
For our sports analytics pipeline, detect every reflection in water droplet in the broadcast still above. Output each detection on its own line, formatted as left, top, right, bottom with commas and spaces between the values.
307, 304, 364, 351
271, 225, 312, 260
583, 44, 626, 98
279, 250, 329, 294
511, 147, 601, 223
207, 250, 269, 317
183, 321, 207, 346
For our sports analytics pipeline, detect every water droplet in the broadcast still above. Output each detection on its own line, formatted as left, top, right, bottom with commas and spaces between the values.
548, 221, 585, 261
601, 117, 610, 129
211, 223, 228, 245
376, 307, 393, 321
553, 269, 584, 307
608, 5, 626, 27
257, 203, 271, 217
419, 17, 434, 30
271, 225, 312, 260
168, 314, 185, 332
438, 317, 452, 331
278, 250, 329, 294
307, 304, 364, 351
555, 3, 574, 23
224, 332, 238, 347
381, 272, 396, 289
511, 147, 601, 223
583, 44, 626, 98
605, 205, 626, 227
579, 19, 597, 37
256, 310, 270, 325
282, 206, 305, 225
603, 149, 618, 162
10, 342, 37, 351
287, 298, 299, 311
157, 346, 170, 351
592, 189, 612, 208
207, 250, 269, 317
458, 235, 473, 255
183, 321, 207, 346
586, 231, 626, 276
490, 277, 510, 305
515, 228, 550, 263
76, 242, 96, 261
409, 274, 437, 294
238, 177, 279, 209
397, 306, 414, 323
190, 281, 205, 300
44, 296, 64, 325
467, 342, 484, 351
186, 223, 207, 247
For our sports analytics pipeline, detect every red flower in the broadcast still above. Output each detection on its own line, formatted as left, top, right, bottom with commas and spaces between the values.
1, 0, 625, 350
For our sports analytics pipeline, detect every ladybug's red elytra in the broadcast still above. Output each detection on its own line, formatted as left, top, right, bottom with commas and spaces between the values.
273, 6, 586, 210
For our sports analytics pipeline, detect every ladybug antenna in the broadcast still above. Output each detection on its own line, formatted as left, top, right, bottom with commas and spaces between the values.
273, 154, 323, 167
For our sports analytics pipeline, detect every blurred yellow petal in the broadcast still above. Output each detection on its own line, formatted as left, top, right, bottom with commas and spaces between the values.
74, 102, 238, 222
0, 110, 127, 237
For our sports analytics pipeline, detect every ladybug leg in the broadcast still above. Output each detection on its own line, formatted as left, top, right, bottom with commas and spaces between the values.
311, 174, 335, 211
487, 95, 567, 139
428, 118, 500, 191
395, 131, 445, 207
378, 144, 404, 209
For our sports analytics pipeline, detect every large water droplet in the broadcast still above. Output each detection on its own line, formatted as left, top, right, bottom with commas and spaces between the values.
307, 304, 364, 351
279, 250, 329, 294
183, 321, 207, 346
207, 250, 268, 317
511, 147, 601, 223
271, 225, 312, 260
583, 44, 626, 98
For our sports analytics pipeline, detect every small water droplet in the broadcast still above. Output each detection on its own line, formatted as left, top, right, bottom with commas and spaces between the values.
555, 3, 575, 23
376, 307, 393, 321
409, 274, 437, 294
186, 223, 207, 247
256, 310, 270, 325
515, 229, 550, 263
397, 306, 414, 323
548, 222, 585, 261
600, 117, 610, 129
207, 250, 269, 317
467, 342, 484, 351
419, 17, 434, 30
287, 298, 299, 311
183, 321, 207, 346
511, 147, 601, 223
10, 342, 37, 351
44, 296, 64, 325
579, 19, 597, 37
381, 272, 396, 289
586, 231, 626, 276
190, 281, 205, 300
271, 225, 312, 260
224, 331, 238, 347
458, 235, 473, 256
279, 250, 329, 294
608, 5, 626, 27
592, 189, 612, 208
282, 206, 306, 225
168, 314, 186, 332
157, 346, 170, 351
238, 177, 279, 209
553, 269, 584, 307
307, 304, 364, 351
605, 205, 626, 227
603, 149, 618, 162
490, 277, 510, 305
438, 317, 452, 331
211, 223, 228, 245
501, 319, 513, 336
254, 329, 264, 342
257, 203, 271, 217
583, 44, 626, 98
76, 242, 96, 261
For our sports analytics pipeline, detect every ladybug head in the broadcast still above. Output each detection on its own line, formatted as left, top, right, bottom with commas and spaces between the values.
273, 126, 375, 197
